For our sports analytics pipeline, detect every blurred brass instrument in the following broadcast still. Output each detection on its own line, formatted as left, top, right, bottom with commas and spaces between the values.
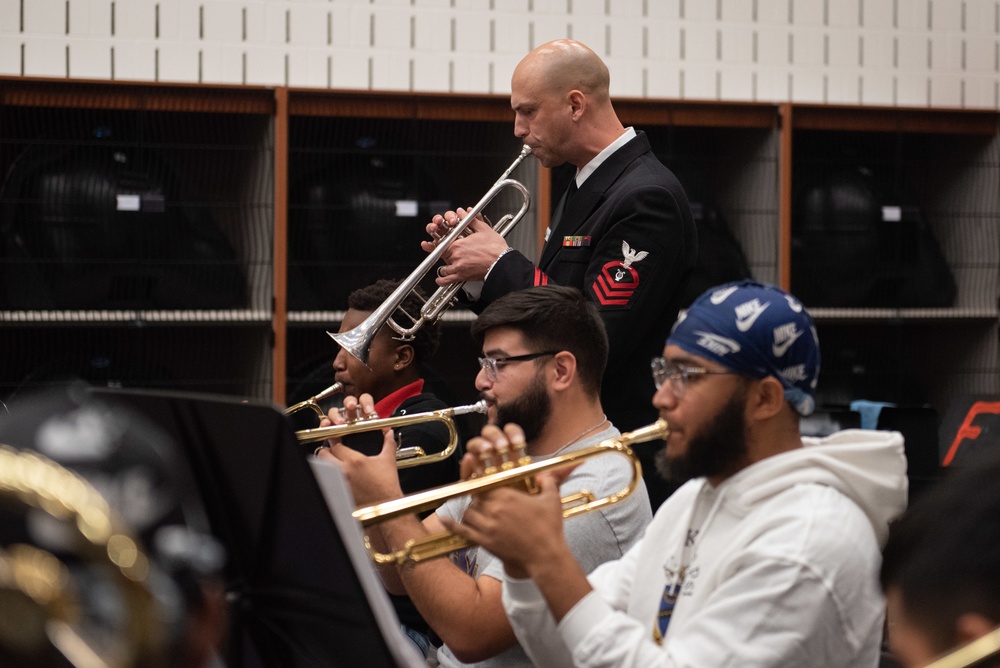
0, 444, 161, 668
284, 382, 344, 418
924, 626, 1000, 668
297, 400, 488, 469
353, 418, 669, 566
330, 145, 533, 367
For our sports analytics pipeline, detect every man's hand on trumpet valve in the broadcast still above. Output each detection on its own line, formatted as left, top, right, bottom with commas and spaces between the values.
444, 423, 577, 579
315, 393, 377, 432
423, 206, 510, 286
456, 421, 514, 481
314, 393, 404, 507
423, 207, 464, 247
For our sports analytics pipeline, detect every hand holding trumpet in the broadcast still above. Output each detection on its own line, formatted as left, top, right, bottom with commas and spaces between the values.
440, 421, 600, 622
351, 417, 662, 566
329, 146, 530, 366
423, 206, 511, 287
314, 393, 404, 508
445, 423, 579, 579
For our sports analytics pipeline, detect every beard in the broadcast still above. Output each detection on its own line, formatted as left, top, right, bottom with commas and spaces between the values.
655, 388, 750, 485
492, 372, 551, 443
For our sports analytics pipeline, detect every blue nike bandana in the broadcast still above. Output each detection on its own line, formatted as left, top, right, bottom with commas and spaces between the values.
667, 280, 820, 416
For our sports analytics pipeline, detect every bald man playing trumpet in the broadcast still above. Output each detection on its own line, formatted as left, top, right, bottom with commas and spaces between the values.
318, 286, 651, 667
424, 39, 697, 510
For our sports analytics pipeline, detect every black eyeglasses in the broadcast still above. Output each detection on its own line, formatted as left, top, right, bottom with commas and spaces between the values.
478, 350, 559, 382
650, 356, 741, 398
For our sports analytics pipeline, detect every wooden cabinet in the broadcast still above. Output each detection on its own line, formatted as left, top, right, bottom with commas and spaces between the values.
787, 105, 1000, 413
1, 78, 997, 421
281, 91, 536, 412
0, 80, 275, 400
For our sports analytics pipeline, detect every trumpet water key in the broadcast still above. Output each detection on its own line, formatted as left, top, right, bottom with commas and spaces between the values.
353, 418, 669, 566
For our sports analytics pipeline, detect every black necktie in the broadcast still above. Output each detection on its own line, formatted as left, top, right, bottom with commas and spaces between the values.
551, 179, 577, 233
566, 177, 577, 202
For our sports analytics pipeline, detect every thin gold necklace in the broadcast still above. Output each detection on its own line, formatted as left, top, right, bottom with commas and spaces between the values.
551, 414, 608, 455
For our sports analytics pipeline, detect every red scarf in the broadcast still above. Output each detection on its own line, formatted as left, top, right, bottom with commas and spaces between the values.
373, 379, 424, 418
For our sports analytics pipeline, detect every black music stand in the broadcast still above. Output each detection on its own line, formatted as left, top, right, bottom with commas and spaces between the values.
90, 387, 422, 668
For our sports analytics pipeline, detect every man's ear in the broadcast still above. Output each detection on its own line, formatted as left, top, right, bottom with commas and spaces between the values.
550, 351, 577, 391
393, 344, 415, 371
567, 89, 586, 120
749, 376, 787, 420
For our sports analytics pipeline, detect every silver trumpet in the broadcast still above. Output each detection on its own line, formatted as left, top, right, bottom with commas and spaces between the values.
329, 145, 533, 367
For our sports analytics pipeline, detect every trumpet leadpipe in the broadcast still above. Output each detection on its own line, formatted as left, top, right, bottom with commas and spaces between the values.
285, 382, 344, 418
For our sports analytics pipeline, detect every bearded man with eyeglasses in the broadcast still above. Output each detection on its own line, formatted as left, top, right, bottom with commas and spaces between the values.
448, 280, 909, 668
321, 285, 651, 668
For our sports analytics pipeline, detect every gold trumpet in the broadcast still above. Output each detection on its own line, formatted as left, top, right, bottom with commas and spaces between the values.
285, 382, 344, 418
330, 145, 533, 367
353, 419, 669, 566
296, 400, 488, 469
924, 626, 1000, 668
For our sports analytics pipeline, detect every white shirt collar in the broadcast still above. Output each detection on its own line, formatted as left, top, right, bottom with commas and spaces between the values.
574, 127, 637, 187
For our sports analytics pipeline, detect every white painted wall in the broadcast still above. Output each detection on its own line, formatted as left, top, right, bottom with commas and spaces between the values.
1, 0, 997, 108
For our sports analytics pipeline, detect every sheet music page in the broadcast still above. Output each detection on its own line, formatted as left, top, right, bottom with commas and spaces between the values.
308, 457, 425, 668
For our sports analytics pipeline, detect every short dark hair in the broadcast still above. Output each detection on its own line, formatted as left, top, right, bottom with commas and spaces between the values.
880, 452, 1000, 653
470, 286, 608, 396
347, 278, 441, 363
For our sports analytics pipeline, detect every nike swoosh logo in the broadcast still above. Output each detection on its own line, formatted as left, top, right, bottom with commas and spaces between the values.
736, 304, 769, 332
784, 295, 803, 313
710, 286, 739, 304
694, 331, 741, 355
772, 329, 804, 357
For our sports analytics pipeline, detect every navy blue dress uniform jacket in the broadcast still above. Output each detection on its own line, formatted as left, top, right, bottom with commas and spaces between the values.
480, 131, 697, 467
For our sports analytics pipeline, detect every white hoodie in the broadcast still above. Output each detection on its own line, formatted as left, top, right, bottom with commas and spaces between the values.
503, 429, 908, 668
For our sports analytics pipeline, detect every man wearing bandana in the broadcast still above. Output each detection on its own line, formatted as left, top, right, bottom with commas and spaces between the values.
447, 280, 909, 668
